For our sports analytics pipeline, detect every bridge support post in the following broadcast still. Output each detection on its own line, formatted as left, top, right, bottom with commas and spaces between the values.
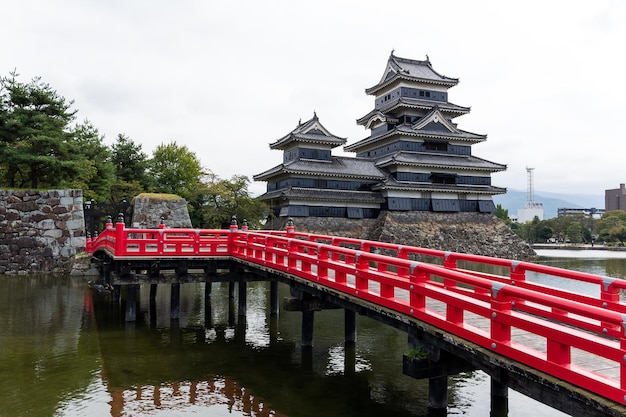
345, 309, 357, 343
228, 282, 236, 298
238, 282, 247, 316
491, 378, 508, 416
113, 285, 121, 303
150, 284, 158, 300
302, 310, 315, 347
171, 283, 180, 320
429, 375, 448, 411
101, 261, 112, 285
270, 281, 279, 315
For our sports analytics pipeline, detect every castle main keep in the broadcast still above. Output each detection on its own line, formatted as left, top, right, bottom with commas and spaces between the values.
254, 52, 506, 219
253, 52, 532, 258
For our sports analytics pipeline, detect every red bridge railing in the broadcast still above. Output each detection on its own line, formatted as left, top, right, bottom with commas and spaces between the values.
87, 219, 626, 405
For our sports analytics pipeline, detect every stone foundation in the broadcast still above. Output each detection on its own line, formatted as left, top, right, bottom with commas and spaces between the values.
0, 189, 85, 274
131, 194, 192, 228
267, 211, 535, 259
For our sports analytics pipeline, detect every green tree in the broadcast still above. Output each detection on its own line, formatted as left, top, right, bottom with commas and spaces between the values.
149, 141, 203, 201
494, 204, 511, 225
110, 134, 152, 201
0, 72, 87, 188
609, 225, 626, 245
191, 173, 269, 229
596, 210, 626, 244
72, 120, 115, 201
566, 222, 583, 243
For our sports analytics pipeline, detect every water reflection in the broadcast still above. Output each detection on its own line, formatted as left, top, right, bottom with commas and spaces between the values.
0, 276, 100, 417
0, 271, 581, 416
91, 281, 435, 417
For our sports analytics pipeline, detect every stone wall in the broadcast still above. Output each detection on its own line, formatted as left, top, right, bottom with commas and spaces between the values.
267, 211, 535, 259
131, 195, 192, 228
0, 189, 85, 274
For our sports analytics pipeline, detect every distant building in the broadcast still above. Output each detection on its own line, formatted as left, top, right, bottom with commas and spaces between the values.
557, 207, 604, 219
516, 204, 544, 223
605, 184, 626, 211
254, 52, 506, 219
515, 167, 544, 223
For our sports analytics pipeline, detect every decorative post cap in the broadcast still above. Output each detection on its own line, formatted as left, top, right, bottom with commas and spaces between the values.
116, 213, 124, 224
286, 217, 295, 235
230, 215, 238, 232
242, 219, 249, 231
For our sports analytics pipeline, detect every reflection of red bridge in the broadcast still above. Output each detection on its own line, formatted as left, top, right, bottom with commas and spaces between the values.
108, 377, 284, 417
87, 218, 626, 415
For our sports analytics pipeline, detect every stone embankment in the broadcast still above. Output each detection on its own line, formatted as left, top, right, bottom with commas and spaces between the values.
268, 211, 535, 259
131, 193, 192, 228
0, 189, 85, 274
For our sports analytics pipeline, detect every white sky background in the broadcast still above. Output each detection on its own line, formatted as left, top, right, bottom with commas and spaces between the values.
3, 0, 625, 197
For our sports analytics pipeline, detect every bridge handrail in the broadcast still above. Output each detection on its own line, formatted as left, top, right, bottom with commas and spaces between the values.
87, 222, 626, 404
88, 221, 233, 257
230, 232, 626, 404
265, 230, 626, 310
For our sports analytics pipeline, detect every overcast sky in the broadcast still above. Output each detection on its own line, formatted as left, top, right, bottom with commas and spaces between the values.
4, 1, 625, 197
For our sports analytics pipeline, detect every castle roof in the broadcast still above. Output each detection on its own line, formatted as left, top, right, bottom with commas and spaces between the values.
346, 107, 487, 153
258, 187, 385, 204
365, 52, 459, 96
269, 113, 347, 150
375, 151, 506, 173
356, 97, 470, 126
373, 177, 507, 195
253, 156, 386, 182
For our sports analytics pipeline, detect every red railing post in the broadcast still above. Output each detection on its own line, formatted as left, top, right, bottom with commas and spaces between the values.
317, 244, 329, 281
409, 262, 427, 312
443, 251, 457, 269
510, 261, 526, 284
230, 215, 238, 232
114, 214, 126, 256
601, 276, 621, 304
490, 282, 512, 349
355, 251, 369, 292
286, 217, 295, 236
621, 332, 626, 394
600, 277, 621, 332
287, 240, 297, 271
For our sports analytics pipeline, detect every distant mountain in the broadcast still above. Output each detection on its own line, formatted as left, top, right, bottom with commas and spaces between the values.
493, 189, 604, 219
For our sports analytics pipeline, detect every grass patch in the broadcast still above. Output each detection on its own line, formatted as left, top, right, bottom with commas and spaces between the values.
133, 192, 182, 201
406, 347, 430, 359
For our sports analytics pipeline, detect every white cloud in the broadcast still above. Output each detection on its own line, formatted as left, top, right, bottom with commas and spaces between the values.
3, 0, 625, 198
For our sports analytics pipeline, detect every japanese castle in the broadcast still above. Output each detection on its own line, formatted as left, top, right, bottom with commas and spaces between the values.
254, 52, 506, 220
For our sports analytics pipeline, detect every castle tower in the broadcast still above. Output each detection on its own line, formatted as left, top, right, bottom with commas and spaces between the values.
347, 52, 506, 212
254, 113, 385, 219
254, 52, 507, 220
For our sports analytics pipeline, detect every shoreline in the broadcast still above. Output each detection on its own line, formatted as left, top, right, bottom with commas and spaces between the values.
531, 244, 626, 252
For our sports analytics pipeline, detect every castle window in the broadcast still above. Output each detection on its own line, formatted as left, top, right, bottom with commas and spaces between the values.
424, 141, 448, 152
431, 173, 456, 185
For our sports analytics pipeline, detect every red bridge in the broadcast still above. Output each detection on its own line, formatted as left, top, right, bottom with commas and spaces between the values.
87, 217, 626, 416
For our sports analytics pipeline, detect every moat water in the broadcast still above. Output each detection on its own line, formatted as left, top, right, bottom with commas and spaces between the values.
2, 250, 626, 417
